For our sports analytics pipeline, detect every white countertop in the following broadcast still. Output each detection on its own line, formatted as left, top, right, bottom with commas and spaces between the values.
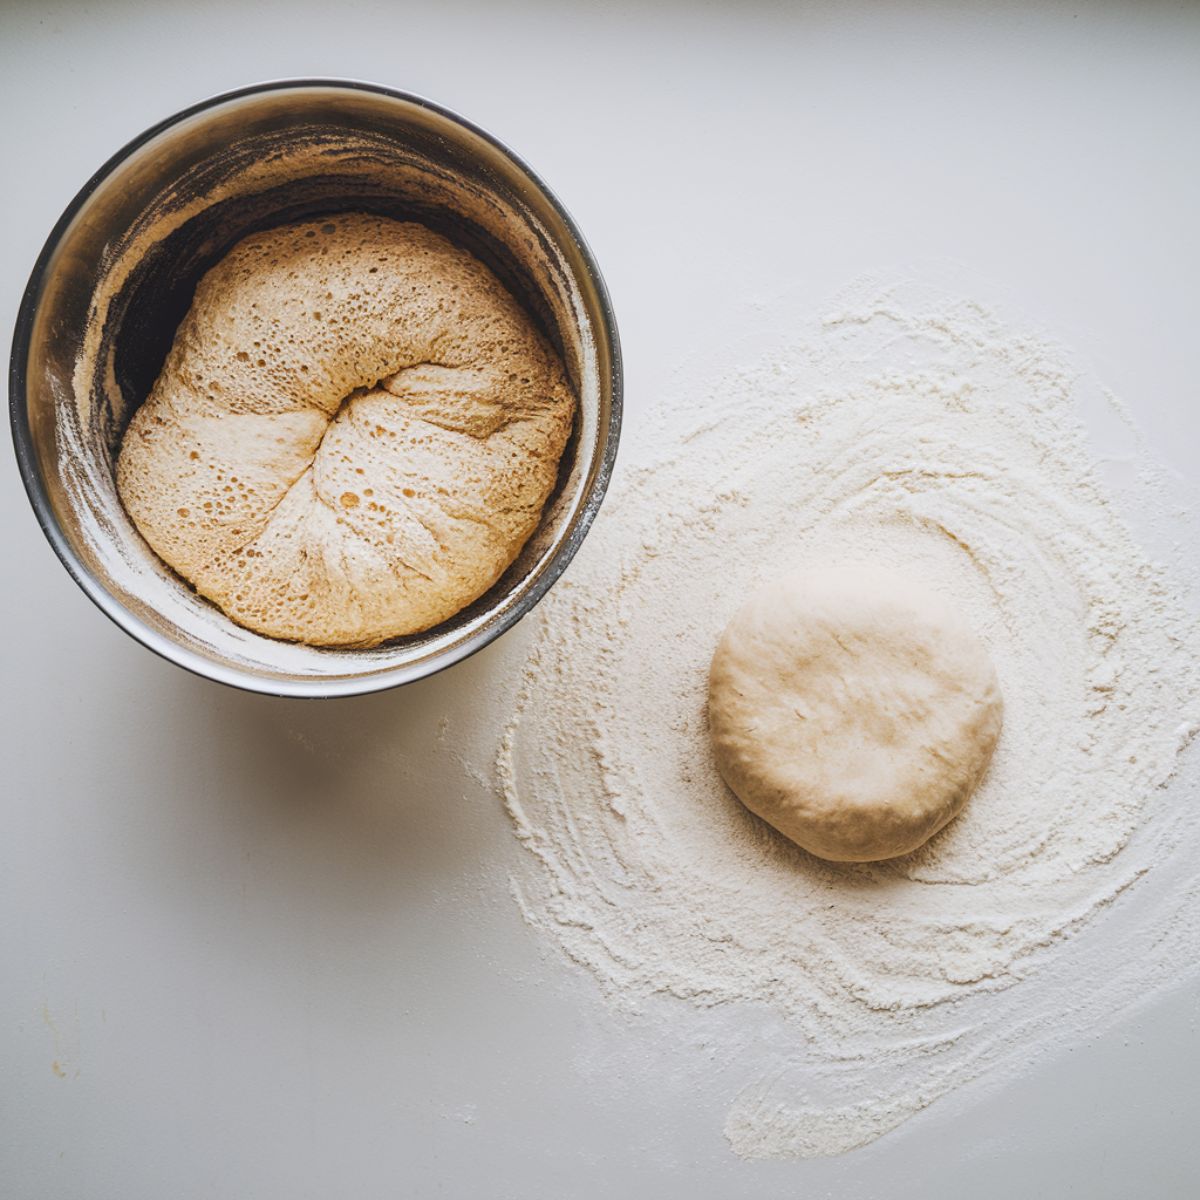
2, 2, 1198, 1196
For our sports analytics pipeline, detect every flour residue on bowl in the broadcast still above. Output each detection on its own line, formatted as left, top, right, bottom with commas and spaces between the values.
496, 277, 1200, 1158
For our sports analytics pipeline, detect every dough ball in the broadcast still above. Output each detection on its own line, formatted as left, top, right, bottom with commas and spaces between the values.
117, 214, 575, 647
708, 564, 1003, 862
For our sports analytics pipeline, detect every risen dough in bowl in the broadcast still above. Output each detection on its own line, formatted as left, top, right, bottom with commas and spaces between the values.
117, 214, 575, 647
708, 564, 1003, 862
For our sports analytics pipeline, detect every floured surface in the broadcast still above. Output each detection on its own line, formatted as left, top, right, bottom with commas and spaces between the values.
496, 277, 1200, 1158
117, 215, 574, 646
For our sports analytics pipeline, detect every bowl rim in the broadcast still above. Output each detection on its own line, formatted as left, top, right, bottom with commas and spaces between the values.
8, 77, 622, 699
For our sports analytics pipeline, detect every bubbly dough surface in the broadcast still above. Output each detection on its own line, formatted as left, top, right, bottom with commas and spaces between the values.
708, 564, 1003, 862
117, 214, 575, 647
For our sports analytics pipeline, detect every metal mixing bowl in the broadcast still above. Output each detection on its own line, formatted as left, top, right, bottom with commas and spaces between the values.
9, 79, 621, 697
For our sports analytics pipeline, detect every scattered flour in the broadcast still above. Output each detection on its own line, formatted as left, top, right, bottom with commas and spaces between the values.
495, 276, 1200, 1158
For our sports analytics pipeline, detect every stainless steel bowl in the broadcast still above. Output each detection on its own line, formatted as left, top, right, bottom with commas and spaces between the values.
10, 79, 621, 697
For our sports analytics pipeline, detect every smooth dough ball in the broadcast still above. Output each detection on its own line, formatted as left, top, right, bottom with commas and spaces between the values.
708, 564, 1003, 862
117, 213, 575, 647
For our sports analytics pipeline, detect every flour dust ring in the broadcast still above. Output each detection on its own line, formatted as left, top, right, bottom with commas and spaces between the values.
497, 279, 1200, 1159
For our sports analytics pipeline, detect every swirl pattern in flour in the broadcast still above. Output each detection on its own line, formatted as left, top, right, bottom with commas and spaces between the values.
497, 280, 1200, 1158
